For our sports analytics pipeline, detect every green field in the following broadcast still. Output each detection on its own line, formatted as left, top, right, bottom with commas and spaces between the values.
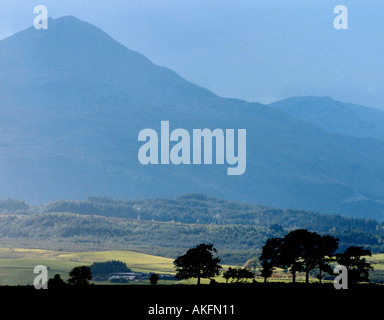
0, 248, 178, 286
0, 248, 235, 286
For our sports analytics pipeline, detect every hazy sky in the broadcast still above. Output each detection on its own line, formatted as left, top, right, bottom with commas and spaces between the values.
0, 0, 383, 109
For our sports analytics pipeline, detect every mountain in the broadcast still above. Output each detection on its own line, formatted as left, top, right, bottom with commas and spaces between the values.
1, 16, 384, 219
269, 96, 384, 141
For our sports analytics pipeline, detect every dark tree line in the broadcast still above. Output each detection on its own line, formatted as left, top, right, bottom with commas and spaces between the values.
173, 236, 374, 286
90, 260, 131, 276
259, 229, 373, 285
222, 267, 254, 283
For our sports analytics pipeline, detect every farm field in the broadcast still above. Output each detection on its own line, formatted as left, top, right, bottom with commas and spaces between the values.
0, 248, 234, 286
0, 248, 177, 286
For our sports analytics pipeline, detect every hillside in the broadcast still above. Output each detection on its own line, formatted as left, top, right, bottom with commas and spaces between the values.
1, 16, 384, 219
39, 194, 381, 233
1, 194, 383, 264
270, 96, 384, 141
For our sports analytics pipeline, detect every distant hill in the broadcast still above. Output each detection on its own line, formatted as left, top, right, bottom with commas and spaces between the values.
270, 96, 384, 141
39, 194, 382, 233
0, 194, 383, 264
2, 16, 384, 219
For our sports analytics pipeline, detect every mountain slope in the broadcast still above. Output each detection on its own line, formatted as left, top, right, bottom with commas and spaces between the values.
269, 96, 384, 141
1, 16, 384, 219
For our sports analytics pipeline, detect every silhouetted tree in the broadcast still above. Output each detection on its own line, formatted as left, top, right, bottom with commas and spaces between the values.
259, 237, 284, 282
279, 230, 306, 283
236, 268, 254, 282
149, 273, 159, 285
282, 229, 339, 283
316, 235, 339, 283
335, 246, 373, 285
260, 229, 339, 283
48, 274, 66, 288
174, 243, 221, 285
260, 263, 273, 282
223, 267, 254, 283
223, 267, 237, 283
67, 266, 92, 286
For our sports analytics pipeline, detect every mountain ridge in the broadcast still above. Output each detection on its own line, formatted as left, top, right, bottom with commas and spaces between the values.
269, 96, 384, 141
1, 16, 384, 219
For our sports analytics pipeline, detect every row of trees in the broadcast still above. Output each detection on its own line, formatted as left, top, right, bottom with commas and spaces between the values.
260, 229, 372, 285
173, 243, 266, 284
174, 230, 374, 286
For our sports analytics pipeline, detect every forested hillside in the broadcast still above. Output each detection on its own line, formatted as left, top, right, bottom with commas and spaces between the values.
40, 194, 381, 233
0, 194, 383, 264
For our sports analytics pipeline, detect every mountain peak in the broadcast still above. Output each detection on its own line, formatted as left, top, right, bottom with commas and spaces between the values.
48, 15, 111, 37
0, 15, 215, 106
0, 15, 118, 55
53, 15, 79, 22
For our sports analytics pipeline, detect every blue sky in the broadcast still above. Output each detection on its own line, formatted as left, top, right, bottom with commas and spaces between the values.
0, 0, 383, 109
